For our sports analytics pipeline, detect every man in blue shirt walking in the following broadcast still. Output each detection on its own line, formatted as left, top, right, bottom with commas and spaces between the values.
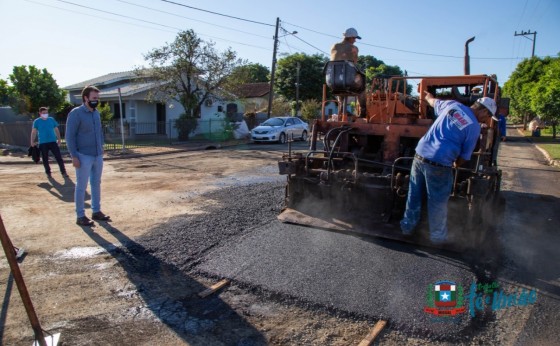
30, 107, 68, 178
65, 85, 111, 226
400, 91, 497, 244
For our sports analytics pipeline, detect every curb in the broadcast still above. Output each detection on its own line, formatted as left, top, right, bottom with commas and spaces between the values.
516, 128, 559, 167
0, 140, 249, 166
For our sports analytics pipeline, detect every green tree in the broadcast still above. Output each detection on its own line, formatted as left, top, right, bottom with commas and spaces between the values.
6, 65, 66, 116
270, 96, 291, 116
140, 29, 244, 119
98, 102, 114, 122
229, 63, 270, 84
365, 63, 412, 94
300, 99, 321, 121
275, 53, 327, 101
0, 79, 10, 105
503, 56, 552, 125
530, 57, 560, 138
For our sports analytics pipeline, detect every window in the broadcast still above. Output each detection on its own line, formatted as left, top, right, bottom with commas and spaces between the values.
114, 103, 126, 119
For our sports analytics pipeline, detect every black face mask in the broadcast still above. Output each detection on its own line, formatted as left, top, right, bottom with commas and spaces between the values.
88, 100, 99, 109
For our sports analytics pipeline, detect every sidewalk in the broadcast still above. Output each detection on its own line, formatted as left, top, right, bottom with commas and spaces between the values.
514, 126, 560, 167
0, 139, 250, 165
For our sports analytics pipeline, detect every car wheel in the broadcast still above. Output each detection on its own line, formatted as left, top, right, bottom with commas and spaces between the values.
279, 132, 286, 144
301, 130, 308, 141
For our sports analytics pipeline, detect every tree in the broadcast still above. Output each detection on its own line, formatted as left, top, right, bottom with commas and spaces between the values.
503, 56, 552, 126
140, 29, 244, 118
98, 102, 114, 122
275, 53, 327, 102
0, 79, 9, 105
530, 57, 560, 138
5, 65, 66, 116
300, 99, 321, 121
358, 55, 412, 95
271, 96, 291, 116
228, 63, 270, 84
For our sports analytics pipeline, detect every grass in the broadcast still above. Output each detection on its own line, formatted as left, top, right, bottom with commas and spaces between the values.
521, 127, 560, 160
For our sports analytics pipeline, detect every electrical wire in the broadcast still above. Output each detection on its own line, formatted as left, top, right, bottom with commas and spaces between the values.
161, 0, 274, 27
23, 0, 177, 33
116, 0, 270, 40
49, 0, 270, 50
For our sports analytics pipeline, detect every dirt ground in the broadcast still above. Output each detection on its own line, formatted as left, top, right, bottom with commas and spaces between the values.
0, 147, 416, 346
2, 140, 557, 346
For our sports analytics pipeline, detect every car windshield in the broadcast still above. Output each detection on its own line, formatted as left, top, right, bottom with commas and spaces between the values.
261, 118, 285, 126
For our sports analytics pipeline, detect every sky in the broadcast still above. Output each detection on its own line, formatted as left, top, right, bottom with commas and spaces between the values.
1, 0, 559, 89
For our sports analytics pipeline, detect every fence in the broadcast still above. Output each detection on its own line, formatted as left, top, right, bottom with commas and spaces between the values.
1, 119, 242, 150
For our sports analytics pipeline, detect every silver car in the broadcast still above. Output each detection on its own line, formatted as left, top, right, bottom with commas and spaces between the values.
251, 117, 309, 143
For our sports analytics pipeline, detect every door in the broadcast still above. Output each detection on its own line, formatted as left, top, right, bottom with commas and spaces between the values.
156, 103, 166, 135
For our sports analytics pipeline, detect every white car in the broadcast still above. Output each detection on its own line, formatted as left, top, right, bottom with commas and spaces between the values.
251, 117, 309, 143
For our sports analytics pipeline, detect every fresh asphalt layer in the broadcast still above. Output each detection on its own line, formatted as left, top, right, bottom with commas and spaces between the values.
195, 127, 560, 343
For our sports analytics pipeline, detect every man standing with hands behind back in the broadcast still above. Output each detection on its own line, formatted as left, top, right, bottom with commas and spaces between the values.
65, 85, 111, 226
400, 91, 496, 245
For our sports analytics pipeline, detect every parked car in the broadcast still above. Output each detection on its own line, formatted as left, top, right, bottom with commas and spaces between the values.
251, 117, 309, 143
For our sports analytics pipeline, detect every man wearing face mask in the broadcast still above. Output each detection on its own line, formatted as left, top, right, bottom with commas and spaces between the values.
65, 85, 111, 226
30, 107, 68, 178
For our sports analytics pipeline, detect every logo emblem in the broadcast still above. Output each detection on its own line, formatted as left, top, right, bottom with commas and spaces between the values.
424, 280, 466, 316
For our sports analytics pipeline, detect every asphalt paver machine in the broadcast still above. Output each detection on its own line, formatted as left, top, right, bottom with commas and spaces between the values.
278, 61, 507, 251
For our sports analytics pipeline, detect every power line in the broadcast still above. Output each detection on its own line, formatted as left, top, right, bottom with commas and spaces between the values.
23, 0, 176, 33
161, 0, 274, 27
116, 0, 270, 40
50, 0, 270, 50
282, 20, 529, 60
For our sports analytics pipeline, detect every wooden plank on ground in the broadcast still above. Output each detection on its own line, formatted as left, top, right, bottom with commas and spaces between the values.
198, 279, 230, 298
357, 320, 387, 346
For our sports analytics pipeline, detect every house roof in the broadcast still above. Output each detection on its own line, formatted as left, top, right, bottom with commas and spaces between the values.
235, 82, 270, 98
63, 71, 138, 90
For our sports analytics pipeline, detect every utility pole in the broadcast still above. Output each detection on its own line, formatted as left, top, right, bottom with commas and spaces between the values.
514, 30, 537, 130
295, 62, 300, 116
267, 17, 280, 118
514, 30, 537, 57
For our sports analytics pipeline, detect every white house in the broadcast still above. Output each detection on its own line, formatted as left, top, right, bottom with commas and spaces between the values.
64, 71, 245, 138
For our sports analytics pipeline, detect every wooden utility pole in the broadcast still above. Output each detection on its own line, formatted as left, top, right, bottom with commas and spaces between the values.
267, 17, 280, 118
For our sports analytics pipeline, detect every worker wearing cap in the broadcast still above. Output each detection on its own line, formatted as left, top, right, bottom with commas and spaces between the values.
330, 28, 366, 117
400, 92, 497, 244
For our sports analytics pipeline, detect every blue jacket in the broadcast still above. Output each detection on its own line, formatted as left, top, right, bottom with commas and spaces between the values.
65, 104, 104, 157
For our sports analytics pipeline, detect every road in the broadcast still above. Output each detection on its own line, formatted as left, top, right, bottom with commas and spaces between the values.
0, 132, 558, 345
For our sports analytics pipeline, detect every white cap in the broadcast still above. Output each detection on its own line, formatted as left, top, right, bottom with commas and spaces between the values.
476, 97, 497, 116
343, 28, 361, 39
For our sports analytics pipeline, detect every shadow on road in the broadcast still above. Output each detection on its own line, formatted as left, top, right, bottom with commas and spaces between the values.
499, 190, 560, 299
37, 176, 90, 205
65, 222, 266, 345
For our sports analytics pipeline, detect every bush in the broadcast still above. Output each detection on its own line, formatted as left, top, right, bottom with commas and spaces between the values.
301, 99, 321, 122
174, 113, 198, 140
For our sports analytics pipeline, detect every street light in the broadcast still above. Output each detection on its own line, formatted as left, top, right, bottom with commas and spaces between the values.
267, 18, 297, 118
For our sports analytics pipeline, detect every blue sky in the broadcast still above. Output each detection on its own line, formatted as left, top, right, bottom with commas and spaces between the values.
1, 0, 558, 89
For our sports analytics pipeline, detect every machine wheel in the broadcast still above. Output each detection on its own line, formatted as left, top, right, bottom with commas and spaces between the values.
301, 131, 308, 142
279, 132, 287, 144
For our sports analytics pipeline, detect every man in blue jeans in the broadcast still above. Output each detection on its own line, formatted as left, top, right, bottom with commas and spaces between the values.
30, 107, 68, 178
65, 85, 111, 226
400, 91, 497, 244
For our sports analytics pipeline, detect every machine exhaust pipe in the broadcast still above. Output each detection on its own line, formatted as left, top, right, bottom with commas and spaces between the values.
464, 36, 475, 75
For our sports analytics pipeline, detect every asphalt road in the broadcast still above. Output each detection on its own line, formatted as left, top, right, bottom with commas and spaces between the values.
190, 128, 560, 344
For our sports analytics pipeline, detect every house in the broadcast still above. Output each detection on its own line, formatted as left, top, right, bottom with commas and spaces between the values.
234, 82, 270, 113
63, 71, 245, 138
